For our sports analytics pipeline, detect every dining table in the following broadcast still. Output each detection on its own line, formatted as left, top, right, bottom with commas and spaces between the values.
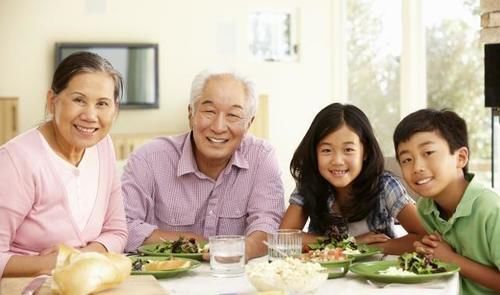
0, 254, 459, 295
159, 254, 460, 295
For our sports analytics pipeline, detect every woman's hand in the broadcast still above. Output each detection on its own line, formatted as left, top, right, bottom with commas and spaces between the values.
79, 242, 108, 253
355, 232, 390, 244
39, 245, 60, 256
35, 246, 60, 275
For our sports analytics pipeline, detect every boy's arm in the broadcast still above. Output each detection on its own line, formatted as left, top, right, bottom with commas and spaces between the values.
446, 252, 500, 292
417, 234, 500, 292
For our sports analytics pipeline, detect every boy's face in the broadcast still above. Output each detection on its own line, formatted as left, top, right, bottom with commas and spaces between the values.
396, 131, 468, 200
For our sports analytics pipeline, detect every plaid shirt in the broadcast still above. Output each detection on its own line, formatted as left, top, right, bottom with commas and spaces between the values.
122, 132, 285, 252
289, 172, 413, 238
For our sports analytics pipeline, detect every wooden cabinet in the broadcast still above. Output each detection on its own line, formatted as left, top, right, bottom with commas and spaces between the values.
111, 133, 163, 161
248, 94, 268, 139
0, 97, 18, 145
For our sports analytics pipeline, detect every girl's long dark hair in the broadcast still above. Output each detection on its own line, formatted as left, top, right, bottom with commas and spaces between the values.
290, 103, 384, 233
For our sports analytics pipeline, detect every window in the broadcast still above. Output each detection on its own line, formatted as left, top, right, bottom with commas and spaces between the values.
248, 10, 298, 62
338, 0, 491, 185
423, 0, 490, 184
347, 0, 401, 155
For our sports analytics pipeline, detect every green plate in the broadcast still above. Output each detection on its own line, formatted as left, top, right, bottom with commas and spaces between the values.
129, 256, 201, 279
319, 258, 353, 279
306, 243, 382, 261
350, 260, 460, 284
138, 243, 205, 260
345, 246, 382, 261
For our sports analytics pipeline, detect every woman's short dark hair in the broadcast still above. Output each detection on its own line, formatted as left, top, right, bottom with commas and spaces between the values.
51, 51, 123, 103
393, 108, 469, 174
290, 103, 385, 232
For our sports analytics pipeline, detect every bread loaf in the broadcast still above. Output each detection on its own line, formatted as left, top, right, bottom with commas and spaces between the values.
51, 245, 131, 295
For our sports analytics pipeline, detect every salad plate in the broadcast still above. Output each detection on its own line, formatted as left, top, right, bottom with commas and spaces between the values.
138, 244, 205, 260
300, 247, 353, 279
350, 260, 460, 284
308, 240, 381, 261
137, 237, 207, 260
129, 256, 201, 279
345, 245, 382, 260
319, 258, 353, 279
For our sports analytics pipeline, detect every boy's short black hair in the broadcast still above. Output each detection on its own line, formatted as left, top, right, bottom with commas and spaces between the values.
393, 108, 469, 174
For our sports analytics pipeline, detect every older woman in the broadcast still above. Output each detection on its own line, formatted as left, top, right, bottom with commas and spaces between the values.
0, 52, 128, 277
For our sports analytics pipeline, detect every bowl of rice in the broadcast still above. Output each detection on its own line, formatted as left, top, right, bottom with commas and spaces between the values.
246, 257, 328, 294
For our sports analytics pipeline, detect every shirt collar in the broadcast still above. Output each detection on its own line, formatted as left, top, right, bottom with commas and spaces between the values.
177, 132, 250, 177
420, 173, 479, 221
451, 173, 481, 219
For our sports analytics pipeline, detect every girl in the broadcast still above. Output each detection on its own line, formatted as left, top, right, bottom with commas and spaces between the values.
280, 103, 425, 254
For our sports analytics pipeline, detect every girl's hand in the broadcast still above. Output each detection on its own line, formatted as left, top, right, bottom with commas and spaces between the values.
355, 232, 390, 244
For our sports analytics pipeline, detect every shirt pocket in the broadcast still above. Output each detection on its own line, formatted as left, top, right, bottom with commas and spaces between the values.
217, 204, 248, 235
156, 207, 196, 231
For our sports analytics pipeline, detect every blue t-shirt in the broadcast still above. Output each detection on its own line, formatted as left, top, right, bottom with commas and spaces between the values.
289, 171, 413, 238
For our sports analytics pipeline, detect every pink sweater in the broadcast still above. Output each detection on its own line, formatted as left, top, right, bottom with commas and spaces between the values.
0, 129, 128, 277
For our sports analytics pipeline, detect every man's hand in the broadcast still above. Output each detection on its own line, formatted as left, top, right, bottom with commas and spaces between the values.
245, 231, 268, 261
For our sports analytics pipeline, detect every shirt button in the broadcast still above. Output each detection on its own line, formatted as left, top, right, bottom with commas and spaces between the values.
209, 210, 214, 215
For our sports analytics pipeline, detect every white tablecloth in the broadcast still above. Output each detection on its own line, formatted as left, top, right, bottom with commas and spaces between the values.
159, 256, 459, 295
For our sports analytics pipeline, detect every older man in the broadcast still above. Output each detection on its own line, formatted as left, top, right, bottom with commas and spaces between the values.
122, 69, 284, 259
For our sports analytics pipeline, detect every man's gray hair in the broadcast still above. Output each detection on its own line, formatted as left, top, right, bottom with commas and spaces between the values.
189, 68, 258, 118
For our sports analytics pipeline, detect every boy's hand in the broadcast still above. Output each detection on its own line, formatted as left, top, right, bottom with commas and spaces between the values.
414, 233, 456, 262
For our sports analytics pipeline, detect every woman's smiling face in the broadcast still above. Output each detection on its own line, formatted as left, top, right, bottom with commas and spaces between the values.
48, 71, 117, 154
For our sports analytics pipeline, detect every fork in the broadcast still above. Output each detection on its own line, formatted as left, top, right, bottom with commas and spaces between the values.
366, 280, 446, 289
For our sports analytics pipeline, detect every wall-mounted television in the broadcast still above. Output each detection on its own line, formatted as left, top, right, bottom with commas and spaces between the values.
485, 43, 500, 108
55, 43, 159, 109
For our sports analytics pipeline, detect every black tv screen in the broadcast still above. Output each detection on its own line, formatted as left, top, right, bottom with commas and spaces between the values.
485, 43, 500, 108
55, 43, 159, 109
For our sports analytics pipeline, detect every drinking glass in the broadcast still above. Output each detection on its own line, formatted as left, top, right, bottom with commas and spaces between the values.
209, 235, 245, 277
267, 229, 302, 261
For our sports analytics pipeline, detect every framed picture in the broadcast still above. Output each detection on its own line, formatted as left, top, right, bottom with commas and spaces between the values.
248, 10, 299, 62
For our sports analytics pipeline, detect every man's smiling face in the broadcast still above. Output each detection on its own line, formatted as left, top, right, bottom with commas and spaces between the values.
189, 75, 250, 167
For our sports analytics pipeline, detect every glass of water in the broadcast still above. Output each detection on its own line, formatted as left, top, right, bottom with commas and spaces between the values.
267, 229, 302, 261
209, 235, 245, 277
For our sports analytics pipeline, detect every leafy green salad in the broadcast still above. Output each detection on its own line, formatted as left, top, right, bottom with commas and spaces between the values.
308, 236, 368, 254
397, 252, 447, 274
153, 237, 207, 254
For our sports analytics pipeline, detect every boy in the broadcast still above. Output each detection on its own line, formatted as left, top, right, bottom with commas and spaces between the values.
393, 109, 500, 294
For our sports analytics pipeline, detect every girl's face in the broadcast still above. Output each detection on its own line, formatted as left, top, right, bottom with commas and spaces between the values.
316, 124, 365, 194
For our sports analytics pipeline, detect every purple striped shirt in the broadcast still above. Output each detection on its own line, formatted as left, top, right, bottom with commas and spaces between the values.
121, 132, 285, 252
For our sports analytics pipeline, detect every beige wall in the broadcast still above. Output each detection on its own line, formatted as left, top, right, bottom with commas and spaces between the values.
0, 0, 335, 196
